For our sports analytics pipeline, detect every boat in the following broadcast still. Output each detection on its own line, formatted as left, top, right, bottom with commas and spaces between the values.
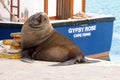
0, 0, 115, 60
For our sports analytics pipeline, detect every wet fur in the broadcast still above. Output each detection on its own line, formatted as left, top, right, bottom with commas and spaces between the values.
21, 12, 85, 65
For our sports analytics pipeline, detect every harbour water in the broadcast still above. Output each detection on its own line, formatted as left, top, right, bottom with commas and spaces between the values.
86, 0, 120, 62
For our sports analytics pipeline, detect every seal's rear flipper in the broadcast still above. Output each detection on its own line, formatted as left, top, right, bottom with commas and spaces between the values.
51, 56, 100, 66
51, 56, 85, 66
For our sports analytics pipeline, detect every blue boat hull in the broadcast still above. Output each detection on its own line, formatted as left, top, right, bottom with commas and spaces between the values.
54, 22, 114, 56
0, 16, 115, 58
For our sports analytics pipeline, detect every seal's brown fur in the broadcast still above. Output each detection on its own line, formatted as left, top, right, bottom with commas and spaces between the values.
21, 12, 85, 64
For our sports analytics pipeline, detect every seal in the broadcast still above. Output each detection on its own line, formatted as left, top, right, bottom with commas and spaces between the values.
21, 12, 85, 65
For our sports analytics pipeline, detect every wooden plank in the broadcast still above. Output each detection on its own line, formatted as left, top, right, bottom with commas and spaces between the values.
86, 51, 110, 60
44, 0, 48, 14
17, 0, 20, 20
70, 0, 74, 18
82, 0, 86, 12
10, 0, 19, 21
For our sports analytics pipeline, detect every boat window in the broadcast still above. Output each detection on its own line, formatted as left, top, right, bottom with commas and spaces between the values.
45, 0, 85, 20
9, 0, 85, 21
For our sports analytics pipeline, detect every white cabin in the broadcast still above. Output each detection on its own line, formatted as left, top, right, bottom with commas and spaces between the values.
0, 0, 85, 21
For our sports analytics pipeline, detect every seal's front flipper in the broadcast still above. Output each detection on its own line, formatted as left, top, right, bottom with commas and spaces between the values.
20, 57, 34, 63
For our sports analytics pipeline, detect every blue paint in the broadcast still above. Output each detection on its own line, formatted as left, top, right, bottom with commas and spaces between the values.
0, 23, 22, 40
54, 21, 113, 55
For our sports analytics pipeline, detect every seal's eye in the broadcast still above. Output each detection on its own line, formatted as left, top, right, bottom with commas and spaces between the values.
43, 18, 46, 21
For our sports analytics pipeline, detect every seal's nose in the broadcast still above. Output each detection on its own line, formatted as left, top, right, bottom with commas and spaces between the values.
37, 14, 42, 23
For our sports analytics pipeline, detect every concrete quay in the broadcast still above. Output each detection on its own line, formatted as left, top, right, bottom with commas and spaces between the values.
0, 58, 120, 80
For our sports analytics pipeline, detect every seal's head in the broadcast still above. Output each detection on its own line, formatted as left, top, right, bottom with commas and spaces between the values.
21, 12, 54, 48
25, 12, 53, 30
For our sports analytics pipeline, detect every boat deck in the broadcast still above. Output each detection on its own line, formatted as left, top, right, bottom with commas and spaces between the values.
0, 58, 120, 80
